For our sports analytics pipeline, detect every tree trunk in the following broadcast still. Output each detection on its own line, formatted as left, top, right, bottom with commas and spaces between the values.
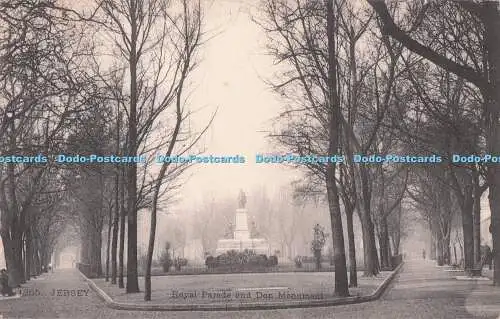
33, 238, 41, 275
326, 0, 349, 297
105, 206, 112, 281
92, 227, 103, 278
489, 173, 500, 285
462, 183, 475, 273
126, 0, 140, 294
443, 233, 451, 265
379, 216, 391, 270
111, 110, 121, 285
2, 118, 25, 286
345, 208, 358, 287
19, 236, 25, 283
436, 225, 444, 266
326, 174, 349, 297
1, 234, 22, 287
430, 218, 437, 260
473, 170, 482, 265
111, 176, 120, 284
125, 85, 139, 290
25, 228, 32, 279
144, 192, 159, 301
377, 232, 384, 267
118, 164, 126, 289
390, 204, 401, 256
81, 219, 95, 276
457, 232, 464, 267
357, 169, 379, 276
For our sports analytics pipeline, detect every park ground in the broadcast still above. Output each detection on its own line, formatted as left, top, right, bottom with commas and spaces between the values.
92, 270, 390, 305
0, 259, 499, 319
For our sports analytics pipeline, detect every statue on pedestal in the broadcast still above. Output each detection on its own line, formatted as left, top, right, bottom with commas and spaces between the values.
238, 189, 247, 209
214, 189, 270, 256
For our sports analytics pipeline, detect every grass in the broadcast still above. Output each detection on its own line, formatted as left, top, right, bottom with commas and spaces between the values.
93, 270, 392, 305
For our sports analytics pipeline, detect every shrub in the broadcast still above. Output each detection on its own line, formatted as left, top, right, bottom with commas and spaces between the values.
213, 252, 237, 270
208, 250, 276, 270
248, 254, 267, 266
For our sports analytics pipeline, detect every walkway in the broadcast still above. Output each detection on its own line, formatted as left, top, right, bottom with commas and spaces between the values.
0, 260, 498, 319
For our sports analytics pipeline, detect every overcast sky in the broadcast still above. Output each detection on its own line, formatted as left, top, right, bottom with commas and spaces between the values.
176, 1, 297, 208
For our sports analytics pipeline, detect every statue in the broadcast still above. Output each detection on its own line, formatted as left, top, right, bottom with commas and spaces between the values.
237, 189, 247, 208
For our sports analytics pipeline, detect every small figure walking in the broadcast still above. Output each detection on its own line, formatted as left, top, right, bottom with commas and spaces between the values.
422, 249, 426, 260
1, 269, 14, 297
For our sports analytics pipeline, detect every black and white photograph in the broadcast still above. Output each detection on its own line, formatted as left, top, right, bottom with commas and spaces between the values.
0, 0, 499, 318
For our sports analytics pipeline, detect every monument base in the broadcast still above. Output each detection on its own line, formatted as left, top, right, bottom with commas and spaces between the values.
215, 238, 270, 256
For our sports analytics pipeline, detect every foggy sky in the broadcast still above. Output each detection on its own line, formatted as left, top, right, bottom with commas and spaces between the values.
177, 0, 296, 207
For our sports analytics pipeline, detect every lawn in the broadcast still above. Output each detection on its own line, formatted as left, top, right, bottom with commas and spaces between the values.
93, 270, 391, 305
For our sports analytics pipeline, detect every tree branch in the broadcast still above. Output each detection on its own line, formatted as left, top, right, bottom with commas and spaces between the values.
366, 0, 487, 89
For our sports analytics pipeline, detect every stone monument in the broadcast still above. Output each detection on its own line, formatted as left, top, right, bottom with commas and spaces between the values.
215, 190, 270, 256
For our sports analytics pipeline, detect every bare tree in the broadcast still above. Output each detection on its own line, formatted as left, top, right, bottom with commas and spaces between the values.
256, 0, 349, 295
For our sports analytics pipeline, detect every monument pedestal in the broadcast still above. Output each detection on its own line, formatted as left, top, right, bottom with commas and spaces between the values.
215, 207, 270, 256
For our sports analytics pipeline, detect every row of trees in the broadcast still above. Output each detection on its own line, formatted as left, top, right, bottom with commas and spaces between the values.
0, 0, 210, 301
366, 0, 500, 285
0, 0, 91, 286
258, 0, 410, 295
256, 0, 500, 297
